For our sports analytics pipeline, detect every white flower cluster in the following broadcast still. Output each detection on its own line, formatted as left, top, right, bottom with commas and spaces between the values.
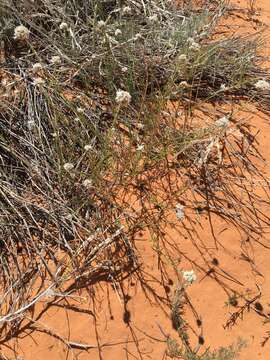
115, 89, 131, 106
178, 54, 188, 64
187, 37, 201, 52
148, 14, 158, 23
84, 144, 92, 151
136, 144, 144, 151
83, 179, 93, 189
59, 22, 69, 31
182, 270, 197, 284
175, 203, 185, 221
122, 6, 132, 15
121, 66, 128, 73
50, 55, 61, 65
27, 120, 35, 130
255, 79, 270, 91
33, 77, 45, 86
115, 29, 122, 37
77, 107, 84, 114
134, 33, 142, 41
215, 115, 229, 128
63, 163, 74, 172
220, 84, 227, 91
179, 81, 189, 89
32, 63, 43, 73
14, 25, 30, 41
97, 20, 106, 30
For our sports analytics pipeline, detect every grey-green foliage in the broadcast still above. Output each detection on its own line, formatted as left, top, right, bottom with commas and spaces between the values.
167, 337, 246, 359
169, 284, 246, 359
197, 339, 246, 360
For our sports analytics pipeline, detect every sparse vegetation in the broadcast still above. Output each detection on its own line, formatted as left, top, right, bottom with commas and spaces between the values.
0, 0, 270, 357
167, 281, 246, 359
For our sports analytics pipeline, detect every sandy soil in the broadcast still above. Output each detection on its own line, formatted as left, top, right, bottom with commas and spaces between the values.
3, 1, 270, 359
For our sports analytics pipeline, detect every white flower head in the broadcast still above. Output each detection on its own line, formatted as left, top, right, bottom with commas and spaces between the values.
187, 37, 200, 51
187, 37, 195, 44
27, 120, 35, 130
134, 33, 142, 41
179, 81, 189, 89
83, 179, 93, 189
115, 29, 122, 37
148, 14, 158, 23
175, 203, 185, 221
33, 77, 45, 86
215, 116, 229, 128
189, 41, 201, 52
63, 162, 74, 172
202, 24, 210, 32
14, 25, 30, 41
220, 84, 227, 91
50, 55, 61, 65
115, 89, 131, 106
121, 66, 128, 73
76, 107, 84, 114
97, 20, 106, 29
84, 144, 92, 151
59, 22, 68, 31
178, 54, 188, 63
122, 6, 132, 15
255, 79, 270, 91
108, 36, 119, 45
182, 270, 197, 284
32, 63, 43, 73
136, 144, 144, 151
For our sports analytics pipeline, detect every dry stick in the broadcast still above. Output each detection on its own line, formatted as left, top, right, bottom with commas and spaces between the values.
0, 284, 55, 324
